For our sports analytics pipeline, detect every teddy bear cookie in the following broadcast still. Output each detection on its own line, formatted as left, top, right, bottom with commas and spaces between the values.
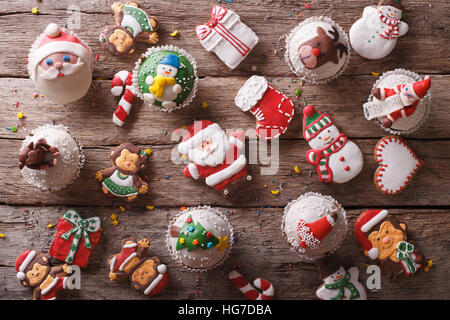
132, 45, 198, 112
285, 16, 350, 83
303, 105, 363, 184
177, 120, 252, 197
48, 210, 102, 268
316, 257, 367, 300
374, 136, 423, 195
354, 209, 426, 281
19, 124, 84, 191
99, 1, 160, 56
363, 69, 431, 134
108, 237, 168, 296
281, 192, 347, 262
28, 23, 93, 104
167, 206, 233, 272
15, 250, 76, 300
196, 5, 259, 70
95, 143, 150, 202
234, 75, 294, 140
349, 0, 408, 60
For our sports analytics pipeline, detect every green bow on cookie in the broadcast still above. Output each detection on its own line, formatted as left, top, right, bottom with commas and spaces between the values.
396, 240, 417, 274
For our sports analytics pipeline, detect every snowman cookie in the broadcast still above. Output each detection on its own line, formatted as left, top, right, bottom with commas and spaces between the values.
303, 105, 363, 184
132, 45, 198, 112
350, 0, 408, 60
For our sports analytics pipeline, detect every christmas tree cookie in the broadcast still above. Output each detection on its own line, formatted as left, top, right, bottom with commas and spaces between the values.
132, 45, 198, 112
167, 206, 233, 272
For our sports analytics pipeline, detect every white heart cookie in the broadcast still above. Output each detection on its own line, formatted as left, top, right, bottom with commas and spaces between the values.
374, 136, 423, 195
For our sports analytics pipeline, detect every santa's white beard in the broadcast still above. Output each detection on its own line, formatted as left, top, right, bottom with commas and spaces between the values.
188, 132, 229, 167
38, 60, 85, 80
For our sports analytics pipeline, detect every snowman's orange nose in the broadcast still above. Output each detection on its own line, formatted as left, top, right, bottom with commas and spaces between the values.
312, 48, 320, 56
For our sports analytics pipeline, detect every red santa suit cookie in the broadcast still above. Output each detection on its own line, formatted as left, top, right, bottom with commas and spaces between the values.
235, 75, 294, 140
177, 120, 252, 197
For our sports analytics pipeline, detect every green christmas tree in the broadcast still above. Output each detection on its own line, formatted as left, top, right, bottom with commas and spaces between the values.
176, 215, 220, 251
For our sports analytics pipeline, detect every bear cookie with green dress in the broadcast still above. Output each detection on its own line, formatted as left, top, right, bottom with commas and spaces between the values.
95, 143, 151, 202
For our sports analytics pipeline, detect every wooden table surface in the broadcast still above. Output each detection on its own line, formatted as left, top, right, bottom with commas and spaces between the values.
0, 0, 449, 300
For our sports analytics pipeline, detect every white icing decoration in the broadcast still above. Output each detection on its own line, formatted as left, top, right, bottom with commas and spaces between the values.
316, 266, 367, 300
234, 75, 268, 112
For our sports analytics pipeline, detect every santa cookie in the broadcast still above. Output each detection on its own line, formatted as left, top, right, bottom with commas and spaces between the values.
374, 136, 423, 195
316, 257, 367, 300
303, 105, 363, 184
15, 250, 76, 300
281, 192, 347, 262
28, 23, 93, 104
99, 1, 160, 56
355, 210, 426, 281
196, 5, 259, 70
133, 45, 198, 112
285, 16, 350, 83
235, 75, 294, 140
95, 143, 150, 202
349, 0, 408, 60
108, 237, 168, 296
177, 120, 252, 197
363, 69, 431, 134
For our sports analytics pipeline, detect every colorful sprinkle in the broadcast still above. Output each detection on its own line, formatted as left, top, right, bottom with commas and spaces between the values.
294, 166, 301, 174
192, 239, 199, 246
271, 190, 280, 195
146, 205, 155, 210
295, 89, 301, 96
17, 112, 25, 119
170, 30, 178, 37
0, 233, 5, 239
371, 72, 380, 76
119, 206, 125, 212
179, 237, 185, 244
181, 206, 187, 211
144, 148, 152, 155
201, 102, 208, 109
110, 214, 118, 220
304, 3, 311, 9
32, 7, 39, 15
47, 224, 54, 229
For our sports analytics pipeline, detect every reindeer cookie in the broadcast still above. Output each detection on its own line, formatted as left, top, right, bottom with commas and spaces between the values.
285, 16, 350, 83
95, 143, 150, 201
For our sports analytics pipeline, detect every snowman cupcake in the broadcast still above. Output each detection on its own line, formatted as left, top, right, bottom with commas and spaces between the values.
19, 124, 84, 190
281, 192, 347, 262
362, 69, 431, 134
284, 16, 350, 84
167, 206, 233, 272
132, 45, 198, 112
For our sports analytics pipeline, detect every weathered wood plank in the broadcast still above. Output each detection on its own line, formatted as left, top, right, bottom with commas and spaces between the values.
0, 139, 448, 207
1, 75, 449, 144
0, 206, 448, 300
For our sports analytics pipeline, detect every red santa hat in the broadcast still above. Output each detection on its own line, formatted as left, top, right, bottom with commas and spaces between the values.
16, 250, 37, 281
27, 23, 92, 79
143, 264, 169, 296
410, 76, 431, 100
302, 105, 334, 141
297, 214, 336, 249
178, 120, 223, 155
354, 209, 389, 260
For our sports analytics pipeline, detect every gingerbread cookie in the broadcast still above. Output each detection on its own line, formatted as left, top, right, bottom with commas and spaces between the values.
28, 23, 93, 104
99, 1, 160, 56
285, 16, 349, 83
133, 45, 198, 112
355, 210, 426, 281
349, 0, 408, 60
363, 69, 431, 134
196, 5, 259, 70
303, 105, 363, 184
167, 206, 233, 272
374, 136, 423, 195
108, 237, 168, 296
235, 75, 294, 140
281, 192, 348, 262
177, 120, 252, 197
15, 250, 76, 300
95, 143, 150, 201
316, 257, 367, 300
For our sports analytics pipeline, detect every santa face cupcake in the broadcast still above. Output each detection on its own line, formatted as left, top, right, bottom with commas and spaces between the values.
363, 69, 431, 134
133, 45, 198, 112
19, 124, 84, 191
167, 206, 233, 272
281, 192, 347, 262
285, 17, 350, 83
28, 23, 93, 104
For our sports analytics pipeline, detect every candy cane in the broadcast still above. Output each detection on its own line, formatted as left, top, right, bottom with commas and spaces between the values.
228, 270, 274, 300
111, 70, 136, 127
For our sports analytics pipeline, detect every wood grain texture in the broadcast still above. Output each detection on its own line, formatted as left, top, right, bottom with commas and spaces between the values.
0, 0, 449, 300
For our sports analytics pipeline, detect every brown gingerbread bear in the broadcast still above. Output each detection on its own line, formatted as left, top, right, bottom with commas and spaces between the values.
18, 138, 60, 170
108, 237, 168, 296
15, 250, 74, 300
355, 209, 426, 281
99, 1, 160, 56
95, 143, 150, 201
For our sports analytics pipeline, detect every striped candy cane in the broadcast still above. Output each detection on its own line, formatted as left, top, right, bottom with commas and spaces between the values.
228, 270, 274, 300
111, 70, 136, 127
